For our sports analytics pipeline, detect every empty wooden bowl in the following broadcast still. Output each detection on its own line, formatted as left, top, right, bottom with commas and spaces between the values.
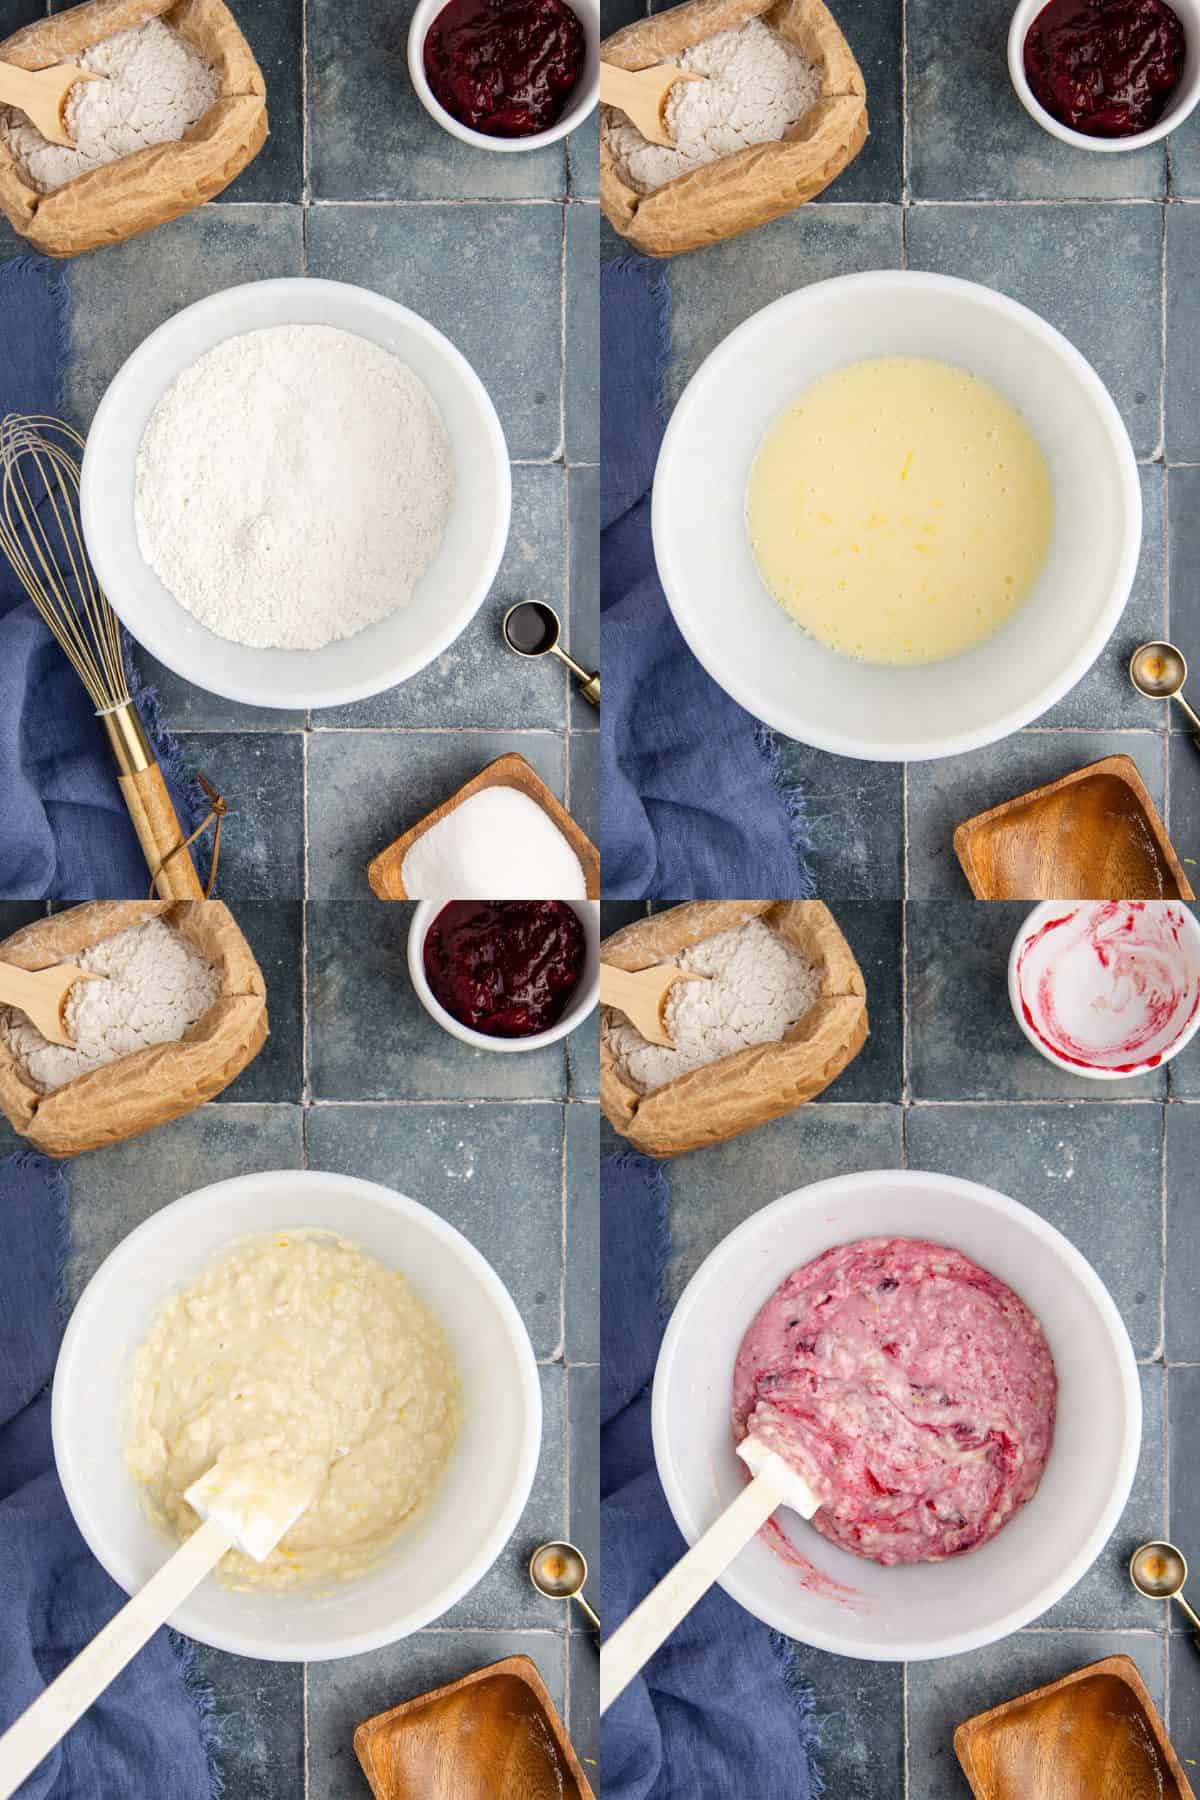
953, 755, 1194, 900
954, 1654, 1195, 1800
353, 1654, 595, 1800
366, 752, 601, 901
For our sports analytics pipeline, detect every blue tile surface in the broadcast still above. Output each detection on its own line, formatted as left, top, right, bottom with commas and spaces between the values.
304, 1099, 566, 1357
305, 729, 566, 898
306, 901, 568, 1099
907, 203, 1163, 459
308, 0, 567, 199
306, 203, 565, 459
905, 1100, 1164, 1358
316, 465, 568, 731
178, 733, 306, 901
906, 732, 1166, 898
908, 0, 1165, 199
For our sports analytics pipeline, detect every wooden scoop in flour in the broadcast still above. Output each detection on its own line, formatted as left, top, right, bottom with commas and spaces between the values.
599, 62, 707, 146
600, 1438, 821, 1715
600, 961, 707, 1047
0, 61, 106, 147
0, 960, 104, 1047
0, 1456, 320, 1799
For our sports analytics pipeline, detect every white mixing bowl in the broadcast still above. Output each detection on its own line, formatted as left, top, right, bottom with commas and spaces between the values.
652, 271, 1142, 762
51, 1169, 542, 1661
652, 1168, 1141, 1661
80, 278, 511, 711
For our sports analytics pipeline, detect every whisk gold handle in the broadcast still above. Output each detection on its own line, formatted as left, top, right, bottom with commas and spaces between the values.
101, 705, 204, 899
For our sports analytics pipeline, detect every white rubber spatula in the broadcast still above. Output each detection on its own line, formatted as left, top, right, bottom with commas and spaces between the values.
0, 960, 104, 1047
0, 1457, 318, 1799
599, 62, 706, 146
599, 962, 706, 1047
599, 1437, 821, 1715
0, 61, 105, 147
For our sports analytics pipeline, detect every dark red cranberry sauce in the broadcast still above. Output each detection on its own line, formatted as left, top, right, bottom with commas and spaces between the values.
1024, 0, 1185, 136
424, 901, 586, 1037
423, 0, 586, 138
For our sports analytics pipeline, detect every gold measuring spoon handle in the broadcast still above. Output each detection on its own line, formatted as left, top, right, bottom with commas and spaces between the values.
1170, 690, 1200, 746
571, 1590, 601, 1633
549, 643, 600, 708
1171, 1589, 1200, 1637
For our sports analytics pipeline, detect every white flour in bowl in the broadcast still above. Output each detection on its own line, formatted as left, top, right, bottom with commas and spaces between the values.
134, 324, 454, 651
0, 18, 220, 195
602, 17, 820, 195
604, 915, 820, 1093
0, 917, 221, 1093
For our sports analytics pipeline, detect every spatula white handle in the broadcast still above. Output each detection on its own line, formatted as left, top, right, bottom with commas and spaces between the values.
600, 1471, 784, 1715
0, 1517, 231, 1799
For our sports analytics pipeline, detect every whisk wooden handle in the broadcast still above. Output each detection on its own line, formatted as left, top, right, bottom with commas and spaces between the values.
117, 765, 204, 899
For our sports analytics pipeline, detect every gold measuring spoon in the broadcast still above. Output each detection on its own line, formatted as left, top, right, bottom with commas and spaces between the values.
1130, 1540, 1200, 1641
529, 1540, 600, 1632
1130, 641, 1200, 745
503, 601, 600, 708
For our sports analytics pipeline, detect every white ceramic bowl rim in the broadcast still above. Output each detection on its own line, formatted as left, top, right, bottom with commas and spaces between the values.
51, 1169, 542, 1661
1007, 900, 1200, 1079
651, 1169, 1142, 1661
1007, 0, 1200, 152
406, 0, 599, 153
80, 278, 512, 711
407, 899, 600, 1052
652, 269, 1142, 763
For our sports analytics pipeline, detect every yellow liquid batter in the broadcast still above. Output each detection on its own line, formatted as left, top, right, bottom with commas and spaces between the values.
746, 356, 1053, 667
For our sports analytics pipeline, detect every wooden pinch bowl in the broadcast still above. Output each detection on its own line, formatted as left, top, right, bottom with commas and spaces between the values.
953, 754, 1194, 901
353, 1654, 595, 1800
954, 1654, 1194, 1800
367, 753, 600, 901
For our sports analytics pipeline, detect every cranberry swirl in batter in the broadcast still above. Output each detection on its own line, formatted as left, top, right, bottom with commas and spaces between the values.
732, 1238, 1056, 1566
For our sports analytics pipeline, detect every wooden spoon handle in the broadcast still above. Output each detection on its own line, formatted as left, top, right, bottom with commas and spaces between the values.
599, 1472, 783, 1715
0, 1517, 231, 1800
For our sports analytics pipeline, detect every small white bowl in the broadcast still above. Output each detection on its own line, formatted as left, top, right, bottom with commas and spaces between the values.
81, 279, 511, 712
408, 899, 599, 1053
1009, 900, 1200, 1079
407, 0, 599, 153
1008, 0, 1200, 152
653, 1168, 1141, 1662
652, 270, 1142, 763
51, 1169, 542, 1662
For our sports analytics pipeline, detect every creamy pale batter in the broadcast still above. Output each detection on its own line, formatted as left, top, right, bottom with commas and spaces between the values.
746, 357, 1053, 666
1015, 901, 1200, 1073
126, 1230, 461, 1588
733, 1237, 1056, 1566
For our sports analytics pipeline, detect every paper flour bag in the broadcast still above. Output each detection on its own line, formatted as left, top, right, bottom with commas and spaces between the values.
600, 0, 867, 257
0, 0, 267, 257
600, 899, 868, 1158
0, 900, 268, 1157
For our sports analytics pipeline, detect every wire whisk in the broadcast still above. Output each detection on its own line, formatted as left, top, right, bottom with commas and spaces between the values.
0, 413, 207, 898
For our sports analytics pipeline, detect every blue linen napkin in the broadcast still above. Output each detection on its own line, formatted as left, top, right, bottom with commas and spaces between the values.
600, 257, 814, 901
0, 257, 204, 900
0, 1151, 219, 1799
600, 1152, 823, 1799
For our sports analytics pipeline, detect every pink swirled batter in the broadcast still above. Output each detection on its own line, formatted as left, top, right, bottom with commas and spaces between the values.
732, 1238, 1056, 1566
1015, 901, 1200, 1073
